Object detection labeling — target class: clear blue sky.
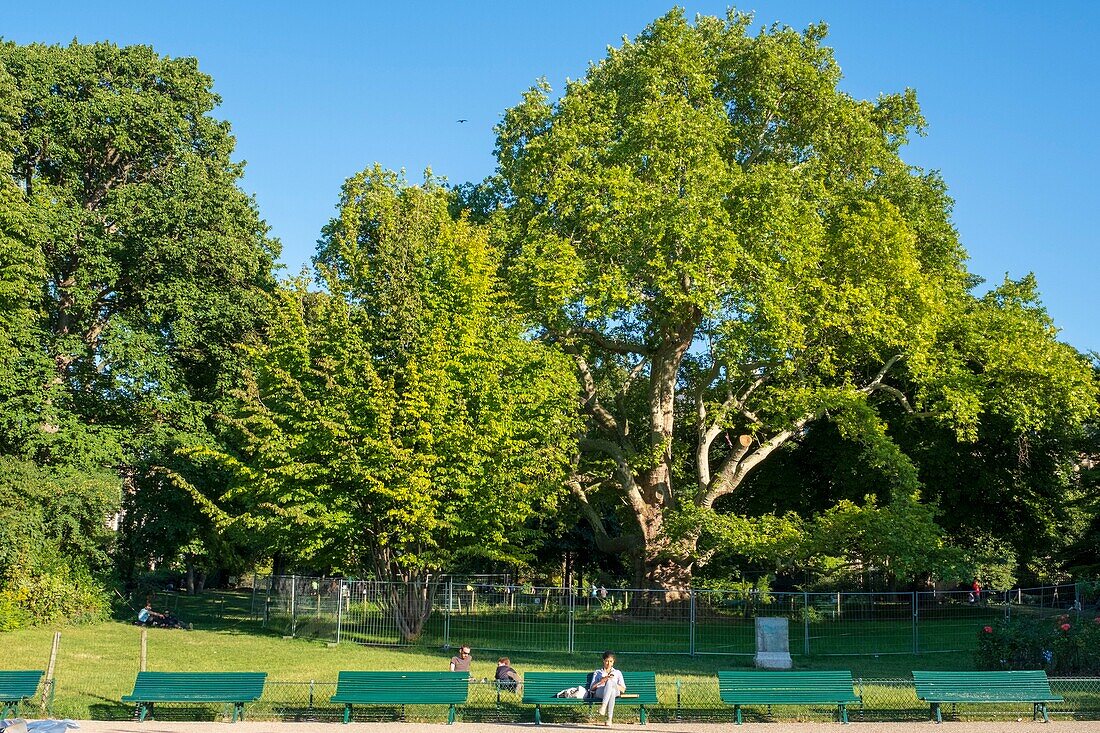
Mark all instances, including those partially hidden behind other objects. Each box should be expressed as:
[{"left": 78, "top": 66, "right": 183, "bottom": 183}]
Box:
[{"left": 4, "top": 2, "right": 1098, "bottom": 354}]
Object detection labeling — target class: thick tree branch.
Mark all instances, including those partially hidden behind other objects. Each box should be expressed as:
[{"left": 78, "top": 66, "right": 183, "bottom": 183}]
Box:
[
  {"left": 857, "top": 354, "right": 919, "bottom": 412},
  {"left": 564, "top": 348, "right": 621, "bottom": 435},
  {"left": 696, "top": 370, "right": 768, "bottom": 489},
  {"left": 559, "top": 325, "right": 650, "bottom": 356},
  {"left": 566, "top": 476, "right": 644, "bottom": 555},
  {"left": 579, "top": 437, "right": 649, "bottom": 518},
  {"left": 697, "top": 411, "right": 816, "bottom": 509},
  {"left": 863, "top": 383, "right": 917, "bottom": 413}
]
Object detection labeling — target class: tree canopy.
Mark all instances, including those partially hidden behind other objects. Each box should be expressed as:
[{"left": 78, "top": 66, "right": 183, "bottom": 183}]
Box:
[
  {"left": 0, "top": 39, "right": 278, "bottom": 615},
  {"left": 187, "top": 169, "right": 579, "bottom": 638},
  {"left": 493, "top": 9, "right": 1097, "bottom": 591}
]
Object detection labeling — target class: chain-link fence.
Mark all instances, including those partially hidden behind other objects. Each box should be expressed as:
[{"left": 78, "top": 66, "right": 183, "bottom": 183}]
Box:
[
  {"left": 250, "top": 577, "right": 1090, "bottom": 658},
  {"left": 34, "top": 677, "right": 1100, "bottom": 722}
]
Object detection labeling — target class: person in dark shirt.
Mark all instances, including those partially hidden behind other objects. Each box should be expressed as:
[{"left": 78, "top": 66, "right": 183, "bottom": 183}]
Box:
[
  {"left": 495, "top": 656, "right": 520, "bottom": 692},
  {"left": 450, "top": 645, "right": 472, "bottom": 673}
]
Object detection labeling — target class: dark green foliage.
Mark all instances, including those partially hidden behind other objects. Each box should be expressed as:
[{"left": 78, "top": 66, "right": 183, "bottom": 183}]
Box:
[
  {"left": 0, "top": 39, "right": 279, "bottom": 616},
  {"left": 0, "top": 457, "right": 117, "bottom": 628},
  {"left": 976, "top": 614, "right": 1100, "bottom": 674}
]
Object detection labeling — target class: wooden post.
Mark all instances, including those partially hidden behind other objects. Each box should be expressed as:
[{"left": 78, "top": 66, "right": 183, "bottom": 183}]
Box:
[
  {"left": 41, "top": 631, "right": 61, "bottom": 714},
  {"left": 140, "top": 628, "right": 148, "bottom": 671}
]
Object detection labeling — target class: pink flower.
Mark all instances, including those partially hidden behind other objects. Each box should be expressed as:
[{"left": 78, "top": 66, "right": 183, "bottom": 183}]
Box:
[
  {"left": 1060, "top": 623, "right": 1071, "bottom": 632},
  {"left": 1094, "top": 617, "right": 1100, "bottom": 624},
  {"left": 983, "top": 626, "right": 993, "bottom": 633}
]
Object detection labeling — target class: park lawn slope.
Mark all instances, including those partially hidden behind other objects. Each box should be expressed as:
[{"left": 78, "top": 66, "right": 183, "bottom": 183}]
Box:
[{"left": 4, "top": 619, "right": 973, "bottom": 720}]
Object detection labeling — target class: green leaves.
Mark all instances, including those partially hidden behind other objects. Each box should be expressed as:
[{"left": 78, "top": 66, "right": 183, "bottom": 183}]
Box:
[
  {"left": 205, "top": 170, "right": 579, "bottom": 584},
  {"left": 494, "top": 8, "right": 1098, "bottom": 587}
]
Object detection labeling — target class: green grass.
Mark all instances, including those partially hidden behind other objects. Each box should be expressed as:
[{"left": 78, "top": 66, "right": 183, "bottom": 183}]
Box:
[{"left": 5, "top": 590, "right": 1079, "bottom": 722}]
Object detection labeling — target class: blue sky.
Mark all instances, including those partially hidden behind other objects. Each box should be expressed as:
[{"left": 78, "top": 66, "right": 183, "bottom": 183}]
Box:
[{"left": 4, "top": 1, "right": 1098, "bottom": 354}]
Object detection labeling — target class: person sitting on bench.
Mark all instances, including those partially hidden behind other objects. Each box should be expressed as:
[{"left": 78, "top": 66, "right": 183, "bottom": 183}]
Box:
[
  {"left": 495, "top": 657, "right": 520, "bottom": 692},
  {"left": 589, "top": 650, "right": 626, "bottom": 725}
]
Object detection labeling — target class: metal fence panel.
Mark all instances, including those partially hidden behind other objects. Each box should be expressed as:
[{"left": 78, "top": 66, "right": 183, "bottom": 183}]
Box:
[
  {"left": 444, "top": 585, "right": 570, "bottom": 653},
  {"left": 251, "top": 575, "right": 1091, "bottom": 659},
  {"left": 572, "top": 587, "right": 691, "bottom": 655}
]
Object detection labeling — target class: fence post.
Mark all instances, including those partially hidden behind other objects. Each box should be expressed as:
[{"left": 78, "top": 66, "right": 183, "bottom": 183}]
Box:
[
  {"left": 689, "top": 589, "right": 696, "bottom": 656},
  {"left": 250, "top": 574, "right": 258, "bottom": 622},
  {"left": 336, "top": 579, "right": 344, "bottom": 645},
  {"left": 912, "top": 591, "right": 918, "bottom": 655},
  {"left": 568, "top": 587, "right": 575, "bottom": 654},
  {"left": 803, "top": 591, "right": 810, "bottom": 656},
  {"left": 290, "top": 575, "right": 297, "bottom": 638},
  {"left": 264, "top": 574, "right": 273, "bottom": 627},
  {"left": 444, "top": 578, "right": 452, "bottom": 648}
]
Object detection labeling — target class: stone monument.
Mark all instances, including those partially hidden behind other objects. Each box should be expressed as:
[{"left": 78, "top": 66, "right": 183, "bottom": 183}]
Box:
[{"left": 754, "top": 616, "right": 793, "bottom": 669}]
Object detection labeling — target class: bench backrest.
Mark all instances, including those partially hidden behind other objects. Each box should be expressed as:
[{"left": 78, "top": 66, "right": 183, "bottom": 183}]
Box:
[
  {"left": 126, "top": 672, "right": 267, "bottom": 702},
  {"left": 521, "top": 671, "right": 658, "bottom": 704},
  {"left": 330, "top": 671, "right": 470, "bottom": 705},
  {"left": 913, "top": 670, "right": 1057, "bottom": 703},
  {"left": 718, "top": 671, "right": 859, "bottom": 705},
  {"left": 0, "top": 671, "right": 44, "bottom": 699}
]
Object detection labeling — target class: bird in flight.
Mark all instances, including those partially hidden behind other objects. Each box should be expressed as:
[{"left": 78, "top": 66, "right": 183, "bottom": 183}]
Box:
[{"left": 457, "top": 119, "right": 468, "bottom": 123}]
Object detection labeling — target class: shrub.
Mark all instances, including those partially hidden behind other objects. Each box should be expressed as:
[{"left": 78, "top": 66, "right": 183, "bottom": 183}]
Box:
[{"left": 976, "top": 615, "right": 1100, "bottom": 674}]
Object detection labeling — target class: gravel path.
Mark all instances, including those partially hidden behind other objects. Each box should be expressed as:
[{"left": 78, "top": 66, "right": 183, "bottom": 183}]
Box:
[{"left": 63, "top": 722, "right": 1100, "bottom": 733}]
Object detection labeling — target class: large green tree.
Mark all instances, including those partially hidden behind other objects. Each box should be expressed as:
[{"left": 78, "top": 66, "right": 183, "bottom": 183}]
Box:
[
  {"left": 0, "top": 40, "right": 278, "bottom": 588},
  {"left": 190, "top": 168, "right": 578, "bottom": 638},
  {"left": 494, "top": 10, "right": 1097, "bottom": 593}
]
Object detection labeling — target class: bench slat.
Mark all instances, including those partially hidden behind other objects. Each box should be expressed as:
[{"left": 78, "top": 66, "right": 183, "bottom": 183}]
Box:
[
  {"left": 122, "top": 671, "right": 267, "bottom": 703},
  {"left": 913, "top": 670, "right": 1063, "bottom": 723},
  {"left": 913, "top": 670, "right": 1062, "bottom": 703},
  {"left": 521, "top": 671, "right": 658, "bottom": 705},
  {"left": 329, "top": 671, "right": 470, "bottom": 724},
  {"left": 0, "top": 670, "right": 45, "bottom": 699},
  {"left": 329, "top": 671, "right": 470, "bottom": 705},
  {"left": 1, "top": 671, "right": 45, "bottom": 718},
  {"left": 717, "top": 670, "right": 859, "bottom": 724}
]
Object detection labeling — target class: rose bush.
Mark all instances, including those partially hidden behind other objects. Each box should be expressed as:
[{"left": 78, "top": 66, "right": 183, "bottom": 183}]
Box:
[{"left": 976, "top": 615, "right": 1100, "bottom": 674}]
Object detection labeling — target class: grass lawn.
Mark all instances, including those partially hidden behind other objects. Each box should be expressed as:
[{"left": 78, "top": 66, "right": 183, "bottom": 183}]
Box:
[{"left": 3, "top": 590, "right": 987, "bottom": 721}]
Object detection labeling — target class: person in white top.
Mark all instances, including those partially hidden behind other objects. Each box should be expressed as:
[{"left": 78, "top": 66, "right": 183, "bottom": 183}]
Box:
[{"left": 589, "top": 650, "right": 626, "bottom": 725}]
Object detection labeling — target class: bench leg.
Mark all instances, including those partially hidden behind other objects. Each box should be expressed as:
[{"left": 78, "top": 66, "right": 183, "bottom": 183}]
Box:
[
  {"left": 640, "top": 704, "right": 647, "bottom": 725},
  {"left": 735, "top": 704, "right": 742, "bottom": 725},
  {"left": 931, "top": 703, "right": 941, "bottom": 724},
  {"left": 839, "top": 704, "right": 849, "bottom": 724},
  {"left": 1036, "top": 703, "right": 1049, "bottom": 723},
  {"left": 233, "top": 702, "right": 244, "bottom": 723},
  {"left": 343, "top": 703, "right": 352, "bottom": 724},
  {"left": 448, "top": 703, "right": 456, "bottom": 725},
  {"left": 535, "top": 703, "right": 542, "bottom": 725},
  {"left": 2, "top": 703, "right": 13, "bottom": 719}
]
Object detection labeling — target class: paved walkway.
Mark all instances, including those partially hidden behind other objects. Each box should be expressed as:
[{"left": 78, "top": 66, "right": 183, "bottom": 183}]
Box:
[{"left": 65, "top": 722, "right": 1100, "bottom": 733}]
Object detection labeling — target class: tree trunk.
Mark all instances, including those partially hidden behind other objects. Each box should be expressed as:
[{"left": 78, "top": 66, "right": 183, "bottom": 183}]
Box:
[
  {"left": 628, "top": 313, "right": 698, "bottom": 597},
  {"left": 388, "top": 573, "right": 439, "bottom": 642}
]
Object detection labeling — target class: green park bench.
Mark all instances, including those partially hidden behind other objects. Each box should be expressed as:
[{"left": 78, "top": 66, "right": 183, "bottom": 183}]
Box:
[
  {"left": 521, "top": 671, "right": 658, "bottom": 725},
  {"left": 0, "top": 670, "right": 44, "bottom": 719},
  {"left": 329, "top": 671, "right": 470, "bottom": 724},
  {"left": 718, "top": 670, "right": 861, "bottom": 724},
  {"left": 121, "top": 671, "right": 267, "bottom": 723},
  {"left": 913, "top": 670, "right": 1063, "bottom": 723}
]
